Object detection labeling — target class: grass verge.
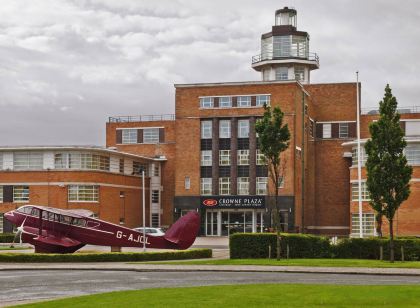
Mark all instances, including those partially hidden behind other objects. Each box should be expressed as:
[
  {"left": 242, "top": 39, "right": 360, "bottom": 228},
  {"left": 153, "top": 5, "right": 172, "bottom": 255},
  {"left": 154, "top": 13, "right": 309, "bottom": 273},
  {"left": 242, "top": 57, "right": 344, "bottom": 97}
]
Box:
[
  {"left": 0, "top": 246, "right": 31, "bottom": 251},
  {"left": 140, "top": 258, "right": 420, "bottom": 268},
  {"left": 17, "top": 284, "right": 420, "bottom": 308}
]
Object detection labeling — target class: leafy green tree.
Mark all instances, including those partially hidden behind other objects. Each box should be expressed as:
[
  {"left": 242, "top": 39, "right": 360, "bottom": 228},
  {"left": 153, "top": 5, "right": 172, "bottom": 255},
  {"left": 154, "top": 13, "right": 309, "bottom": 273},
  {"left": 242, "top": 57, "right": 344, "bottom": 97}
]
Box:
[
  {"left": 365, "top": 84, "right": 412, "bottom": 262},
  {"left": 255, "top": 105, "right": 290, "bottom": 260}
]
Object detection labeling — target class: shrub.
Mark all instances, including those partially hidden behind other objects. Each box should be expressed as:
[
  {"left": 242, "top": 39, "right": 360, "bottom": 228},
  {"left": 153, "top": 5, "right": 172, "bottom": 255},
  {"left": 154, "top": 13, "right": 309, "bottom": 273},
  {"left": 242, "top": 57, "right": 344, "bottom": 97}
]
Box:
[
  {"left": 0, "top": 249, "right": 212, "bottom": 263},
  {"left": 0, "top": 233, "right": 15, "bottom": 243},
  {"left": 230, "top": 233, "right": 330, "bottom": 259}
]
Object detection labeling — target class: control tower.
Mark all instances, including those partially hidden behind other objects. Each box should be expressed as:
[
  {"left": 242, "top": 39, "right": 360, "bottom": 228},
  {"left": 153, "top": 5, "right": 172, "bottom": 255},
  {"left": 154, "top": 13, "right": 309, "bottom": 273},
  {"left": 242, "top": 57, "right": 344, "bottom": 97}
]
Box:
[{"left": 251, "top": 7, "right": 319, "bottom": 84}]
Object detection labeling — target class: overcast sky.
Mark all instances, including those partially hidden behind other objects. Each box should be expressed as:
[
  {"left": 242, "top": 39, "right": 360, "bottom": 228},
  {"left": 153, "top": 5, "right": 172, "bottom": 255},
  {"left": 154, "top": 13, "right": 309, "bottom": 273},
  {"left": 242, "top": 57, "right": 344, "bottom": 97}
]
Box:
[{"left": 1, "top": 0, "right": 419, "bottom": 145}]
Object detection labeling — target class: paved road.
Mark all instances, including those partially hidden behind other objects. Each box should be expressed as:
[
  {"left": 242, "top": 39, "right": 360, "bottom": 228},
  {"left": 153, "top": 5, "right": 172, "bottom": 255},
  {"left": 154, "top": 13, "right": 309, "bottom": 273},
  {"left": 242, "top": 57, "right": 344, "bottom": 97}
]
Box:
[{"left": 1, "top": 270, "right": 420, "bottom": 306}]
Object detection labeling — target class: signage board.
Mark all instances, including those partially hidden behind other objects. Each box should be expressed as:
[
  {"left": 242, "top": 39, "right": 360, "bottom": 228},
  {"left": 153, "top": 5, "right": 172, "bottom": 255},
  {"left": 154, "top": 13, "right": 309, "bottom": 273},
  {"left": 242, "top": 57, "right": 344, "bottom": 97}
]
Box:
[{"left": 200, "top": 196, "right": 265, "bottom": 209}]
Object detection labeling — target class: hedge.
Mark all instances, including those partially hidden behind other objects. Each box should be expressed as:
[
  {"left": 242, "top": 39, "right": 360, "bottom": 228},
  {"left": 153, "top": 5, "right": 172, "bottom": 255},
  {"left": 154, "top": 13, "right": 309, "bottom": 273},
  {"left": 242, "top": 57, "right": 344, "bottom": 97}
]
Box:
[
  {"left": 0, "top": 233, "right": 15, "bottom": 243},
  {"left": 0, "top": 249, "right": 212, "bottom": 263},
  {"left": 230, "top": 233, "right": 330, "bottom": 259},
  {"left": 230, "top": 233, "right": 420, "bottom": 261}
]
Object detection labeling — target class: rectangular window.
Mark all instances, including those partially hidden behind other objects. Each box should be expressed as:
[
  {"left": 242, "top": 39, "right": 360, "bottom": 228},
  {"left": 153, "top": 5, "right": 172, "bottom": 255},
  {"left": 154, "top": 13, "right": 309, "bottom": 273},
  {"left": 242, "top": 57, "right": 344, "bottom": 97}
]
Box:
[
  {"left": 153, "top": 164, "right": 159, "bottom": 176},
  {"left": 219, "top": 150, "right": 231, "bottom": 166},
  {"left": 68, "top": 185, "right": 99, "bottom": 202},
  {"left": 133, "top": 161, "right": 148, "bottom": 176},
  {"left": 237, "top": 96, "right": 251, "bottom": 107},
  {"left": 13, "top": 152, "right": 43, "bottom": 170},
  {"left": 238, "top": 150, "right": 250, "bottom": 165},
  {"left": 339, "top": 123, "right": 349, "bottom": 138},
  {"left": 294, "top": 66, "right": 305, "bottom": 81},
  {"left": 405, "top": 145, "right": 420, "bottom": 165},
  {"left": 201, "top": 121, "right": 212, "bottom": 139},
  {"left": 201, "top": 150, "right": 212, "bottom": 166},
  {"left": 256, "top": 95, "right": 270, "bottom": 107},
  {"left": 275, "top": 67, "right": 288, "bottom": 80},
  {"left": 56, "top": 153, "right": 110, "bottom": 171},
  {"left": 151, "top": 190, "right": 159, "bottom": 203},
  {"left": 256, "top": 149, "right": 266, "bottom": 165},
  {"left": 219, "top": 177, "right": 231, "bottom": 195},
  {"left": 322, "top": 123, "right": 332, "bottom": 138},
  {"left": 143, "top": 128, "right": 159, "bottom": 143},
  {"left": 256, "top": 177, "right": 268, "bottom": 195},
  {"left": 200, "top": 97, "right": 213, "bottom": 108},
  {"left": 351, "top": 213, "right": 375, "bottom": 236},
  {"left": 238, "top": 120, "right": 250, "bottom": 138},
  {"left": 219, "top": 120, "right": 231, "bottom": 138},
  {"left": 262, "top": 69, "right": 270, "bottom": 81},
  {"left": 352, "top": 147, "right": 367, "bottom": 166},
  {"left": 0, "top": 186, "right": 3, "bottom": 203},
  {"left": 219, "top": 97, "right": 232, "bottom": 108},
  {"left": 351, "top": 182, "right": 370, "bottom": 201},
  {"left": 151, "top": 213, "right": 160, "bottom": 227},
  {"left": 405, "top": 121, "right": 420, "bottom": 136},
  {"left": 13, "top": 186, "right": 29, "bottom": 202},
  {"left": 119, "top": 159, "right": 124, "bottom": 173},
  {"left": 0, "top": 154, "right": 3, "bottom": 170},
  {"left": 237, "top": 177, "right": 249, "bottom": 195},
  {"left": 200, "top": 178, "right": 212, "bottom": 195},
  {"left": 184, "top": 177, "right": 191, "bottom": 190},
  {"left": 122, "top": 129, "right": 137, "bottom": 144}
]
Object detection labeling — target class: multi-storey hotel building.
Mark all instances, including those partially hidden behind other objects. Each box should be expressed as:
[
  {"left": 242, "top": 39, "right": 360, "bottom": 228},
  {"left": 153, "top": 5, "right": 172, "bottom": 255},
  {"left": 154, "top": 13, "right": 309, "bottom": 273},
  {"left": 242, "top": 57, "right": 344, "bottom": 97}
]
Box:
[{"left": 2, "top": 8, "right": 420, "bottom": 237}]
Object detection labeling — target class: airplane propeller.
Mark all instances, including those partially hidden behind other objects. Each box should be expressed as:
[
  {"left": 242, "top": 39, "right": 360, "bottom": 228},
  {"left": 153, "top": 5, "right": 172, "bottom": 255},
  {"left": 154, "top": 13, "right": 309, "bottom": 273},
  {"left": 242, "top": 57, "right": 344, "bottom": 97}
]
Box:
[{"left": 10, "top": 217, "right": 27, "bottom": 248}]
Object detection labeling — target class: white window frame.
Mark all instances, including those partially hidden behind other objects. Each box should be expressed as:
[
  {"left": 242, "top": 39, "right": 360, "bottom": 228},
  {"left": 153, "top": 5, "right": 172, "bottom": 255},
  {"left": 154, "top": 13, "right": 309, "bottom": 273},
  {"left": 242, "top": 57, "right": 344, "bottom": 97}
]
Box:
[
  {"left": 351, "top": 213, "right": 375, "bottom": 237},
  {"left": 0, "top": 154, "right": 3, "bottom": 170},
  {"left": 352, "top": 147, "right": 367, "bottom": 167},
  {"left": 256, "top": 149, "right": 266, "bottom": 165},
  {"left": 339, "top": 123, "right": 349, "bottom": 138},
  {"left": 151, "top": 213, "right": 160, "bottom": 227},
  {"left": 200, "top": 97, "right": 214, "bottom": 108},
  {"left": 405, "top": 144, "right": 420, "bottom": 165},
  {"left": 200, "top": 178, "right": 212, "bottom": 195},
  {"left": 201, "top": 150, "right": 212, "bottom": 166},
  {"left": 294, "top": 66, "right": 305, "bottom": 81},
  {"left": 237, "top": 177, "right": 249, "bottom": 195},
  {"left": 13, "top": 186, "right": 29, "bottom": 202},
  {"left": 219, "top": 97, "right": 232, "bottom": 108},
  {"left": 323, "top": 123, "right": 332, "bottom": 139},
  {"left": 68, "top": 185, "right": 99, "bottom": 202},
  {"left": 238, "top": 119, "right": 250, "bottom": 138},
  {"left": 219, "top": 177, "right": 231, "bottom": 195},
  {"left": 143, "top": 128, "right": 159, "bottom": 144},
  {"left": 13, "top": 152, "right": 43, "bottom": 170},
  {"left": 151, "top": 190, "right": 159, "bottom": 203},
  {"left": 256, "top": 177, "right": 268, "bottom": 195},
  {"left": 275, "top": 67, "right": 289, "bottom": 80},
  {"left": 256, "top": 95, "right": 270, "bottom": 107},
  {"left": 237, "top": 96, "right": 251, "bottom": 107},
  {"left": 0, "top": 186, "right": 3, "bottom": 203},
  {"left": 219, "top": 150, "right": 231, "bottom": 166},
  {"left": 122, "top": 129, "right": 137, "bottom": 144},
  {"left": 351, "top": 182, "right": 370, "bottom": 201},
  {"left": 201, "top": 121, "right": 212, "bottom": 139},
  {"left": 237, "top": 150, "right": 250, "bottom": 165},
  {"left": 219, "top": 120, "right": 231, "bottom": 138},
  {"left": 184, "top": 177, "right": 191, "bottom": 190}
]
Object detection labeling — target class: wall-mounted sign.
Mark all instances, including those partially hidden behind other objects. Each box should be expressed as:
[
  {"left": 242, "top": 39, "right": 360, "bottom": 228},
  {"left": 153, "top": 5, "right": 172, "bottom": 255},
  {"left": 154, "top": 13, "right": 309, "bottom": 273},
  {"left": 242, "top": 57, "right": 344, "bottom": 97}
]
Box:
[{"left": 200, "top": 196, "right": 265, "bottom": 209}]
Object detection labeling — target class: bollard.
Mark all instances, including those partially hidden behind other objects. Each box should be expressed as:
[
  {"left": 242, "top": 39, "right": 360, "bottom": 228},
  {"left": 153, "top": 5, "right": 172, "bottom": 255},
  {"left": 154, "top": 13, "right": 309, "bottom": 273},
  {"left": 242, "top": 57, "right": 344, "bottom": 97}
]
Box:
[
  {"left": 380, "top": 246, "right": 383, "bottom": 261},
  {"left": 268, "top": 245, "right": 271, "bottom": 259}
]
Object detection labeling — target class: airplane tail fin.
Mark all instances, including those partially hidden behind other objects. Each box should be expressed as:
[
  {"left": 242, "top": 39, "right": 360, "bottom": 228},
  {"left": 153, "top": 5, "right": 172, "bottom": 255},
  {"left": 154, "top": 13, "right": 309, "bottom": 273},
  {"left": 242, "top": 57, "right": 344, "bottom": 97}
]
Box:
[{"left": 163, "top": 211, "right": 200, "bottom": 250}]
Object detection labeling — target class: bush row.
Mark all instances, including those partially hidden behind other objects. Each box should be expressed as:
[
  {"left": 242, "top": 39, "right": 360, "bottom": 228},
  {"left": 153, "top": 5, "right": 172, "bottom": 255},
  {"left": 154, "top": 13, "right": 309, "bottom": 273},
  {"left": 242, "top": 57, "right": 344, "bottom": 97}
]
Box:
[
  {"left": 230, "top": 233, "right": 420, "bottom": 261},
  {"left": 0, "top": 233, "right": 15, "bottom": 243},
  {"left": 0, "top": 249, "right": 212, "bottom": 263}
]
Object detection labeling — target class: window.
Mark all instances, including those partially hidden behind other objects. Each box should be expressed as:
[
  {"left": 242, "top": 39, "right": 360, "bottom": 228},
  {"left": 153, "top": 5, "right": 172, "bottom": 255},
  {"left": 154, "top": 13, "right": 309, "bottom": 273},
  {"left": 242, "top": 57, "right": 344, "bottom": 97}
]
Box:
[
  {"left": 219, "top": 150, "right": 230, "bottom": 166},
  {"left": 238, "top": 150, "right": 250, "bottom": 165},
  {"left": 133, "top": 161, "right": 148, "bottom": 176},
  {"left": 309, "top": 119, "right": 314, "bottom": 137},
  {"left": 143, "top": 128, "right": 159, "bottom": 143},
  {"left": 153, "top": 164, "right": 159, "bottom": 176},
  {"left": 256, "top": 149, "right": 266, "bottom": 165},
  {"left": 237, "top": 177, "right": 249, "bottom": 195},
  {"left": 322, "top": 123, "right": 332, "bottom": 138},
  {"left": 339, "top": 123, "right": 349, "bottom": 138},
  {"left": 200, "top": 97, "right": 213, "bottom": 108},
  {"left": 0, "top": 186, "right": 3, "bottom": 203},
  {"left": 55, "top": 153, "right": 110, "bottom": 171},
  {"left": 219, "top": 97, "right": 232, "bottom": 108},
  {"left": 151, "top": 190, "right": 159, "bottom": 203},
  {"left": 275, "top": 67, "right": 288, "bottom": 80},
  {"left": 351, "top": 147, "right": 367, "bottom": 166},
  {"left": 200, "top": 178, "right": 212, "bottom": 195},
  {"left": 0, "top": 154, "right": 3, "bottom": 170},
  {"left": 0, "top": 214, "right": 3, "bottom": 233},
  {"left": 256, "top": 177, "right": 268, "bottom": 195},
  {"left": 13, "top": 186, "right": 29, "bottom": 202},
  {"left": 278, "top": 176, "right": 285, "bottom": 188},
  {"left": 68, "top": 185, "right": 99, "bottom": 202},
  {"left": 406, "top": 145, "right": 420, "bottom": 165},
  {"left": 201, "top": 121, "right": 212, "bottom": 139},
  {"left": 151, "top": 213, "right": 160, "bottom": 227},
  {"left": 219, "top": 120, "right": 231, "bottom": 138},
  {"left": 256, "top": 95, "right": 270, "bottom": 107},
  {"left": 351, "top": 182, "right": 370, "bottom": 201},
  {"left": 122, "top": 129, "right": 137, "bottom": 144},
  {"left": 351, "top": 213, "right": 375, "bottom": 236},
  {"left": 219, "top": 177, "right": 230, "bottom": 195},
  {"left": 237, "top": 96, "right": 251, "bottom": 107},
  {"left": 184, "top": 177, "right": 191, "bottom": 190},
  {"left": 238, "top": 120, "right": 250, "bottom": 138},
  {"left": 201, "top": 150, "right": 212, "bottom": 166},
  {"left": 13, "top": 152, "right": 43, "bottom": 170},
  {"left": 294, "top": 66, "right": 305, "bottom": 81},
  {"left": 405, "top": 121, "right": 420, "bottom": 136},
  {"left": 119, "top": 159, "right": 124, "bottom": 173},
  {"left": 262, "top": 69, "right": 270, "bottom": 81}
]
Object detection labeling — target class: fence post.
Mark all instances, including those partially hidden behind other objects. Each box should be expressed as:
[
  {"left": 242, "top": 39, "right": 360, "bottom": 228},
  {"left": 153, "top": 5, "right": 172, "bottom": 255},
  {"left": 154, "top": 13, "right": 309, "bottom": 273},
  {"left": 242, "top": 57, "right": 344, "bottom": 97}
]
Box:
[
  {"left": 401, "top": 246, "right": 405, "bottom": 262},
  {"left": 380, "top": 246, "right": 383, "bottom": 261},
  {"left": 268, "top": 245, "right": 271, "bottom": 259},
  {"left": 286, "top": 244, "right": 290, "bottom": 259}
]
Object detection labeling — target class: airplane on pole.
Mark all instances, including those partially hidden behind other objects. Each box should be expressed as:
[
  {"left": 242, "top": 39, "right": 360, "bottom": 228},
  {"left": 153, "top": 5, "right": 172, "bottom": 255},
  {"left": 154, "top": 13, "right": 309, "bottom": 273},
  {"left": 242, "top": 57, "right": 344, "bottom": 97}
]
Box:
[{"left": 4, "top": 205, "right": 200, "bottom": 253}]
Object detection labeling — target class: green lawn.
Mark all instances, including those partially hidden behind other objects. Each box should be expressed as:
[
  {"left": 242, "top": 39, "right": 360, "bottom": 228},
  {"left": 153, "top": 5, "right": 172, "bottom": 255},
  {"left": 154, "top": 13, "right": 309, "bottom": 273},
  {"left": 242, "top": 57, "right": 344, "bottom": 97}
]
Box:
[
  {"left": 0, "top": 246, "right": 31, "bottom": 251},
  {"left": 141, "top": 258, "right": 420, "bottom": 268},
  {"left": 18, "top": 284, "right": 420, "bottom": 307}
]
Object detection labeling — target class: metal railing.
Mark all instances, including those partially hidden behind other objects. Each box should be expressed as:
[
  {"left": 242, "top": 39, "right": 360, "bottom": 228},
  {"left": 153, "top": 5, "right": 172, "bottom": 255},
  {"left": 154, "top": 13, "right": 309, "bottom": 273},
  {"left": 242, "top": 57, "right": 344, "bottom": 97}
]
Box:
[
  {"left": 361, "top": 106, "right": 420, "bottom": 115},
  {"left": 252, "top": 52, "right": 319, "bottom": 65},
  {"left": 108, "top": 114, "right": 175, "bottom": 123}
]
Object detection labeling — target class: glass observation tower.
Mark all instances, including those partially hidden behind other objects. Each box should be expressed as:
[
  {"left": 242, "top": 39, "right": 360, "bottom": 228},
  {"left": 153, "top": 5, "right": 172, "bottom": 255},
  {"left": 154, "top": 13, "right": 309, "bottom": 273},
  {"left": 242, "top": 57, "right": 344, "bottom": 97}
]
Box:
[{"left": 251, "top": 7, "right": 319, "bottom": 84}]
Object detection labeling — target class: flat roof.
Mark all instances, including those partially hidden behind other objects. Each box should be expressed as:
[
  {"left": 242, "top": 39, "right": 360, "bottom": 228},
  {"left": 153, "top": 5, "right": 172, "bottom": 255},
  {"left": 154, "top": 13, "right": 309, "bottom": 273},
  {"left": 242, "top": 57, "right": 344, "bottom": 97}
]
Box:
[{"left": 174, "top": 80, "right": 299, "bottom": 88}]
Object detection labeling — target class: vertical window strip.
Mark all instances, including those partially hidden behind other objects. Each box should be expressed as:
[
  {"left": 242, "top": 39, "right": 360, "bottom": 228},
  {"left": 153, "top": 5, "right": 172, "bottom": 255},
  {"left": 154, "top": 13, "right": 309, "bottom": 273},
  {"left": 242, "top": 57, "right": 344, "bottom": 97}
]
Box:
[
  {"left": 351, "top": 213, "right": 375, "bottom": 236},
  {"left": 151, "top": 190, "right": 159, "bottom": 203},
  {"left": 351, "top": 182, "right": 370, "bottom": 201},
  {"left": 151, "top": 213, "right": 160, "bottom": 227}
]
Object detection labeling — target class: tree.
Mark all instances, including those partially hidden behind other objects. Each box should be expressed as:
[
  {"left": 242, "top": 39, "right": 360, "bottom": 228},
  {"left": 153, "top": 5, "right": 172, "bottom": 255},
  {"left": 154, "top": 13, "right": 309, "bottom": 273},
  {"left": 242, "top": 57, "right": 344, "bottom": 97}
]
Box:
[
  {"left": 365, "top": 84, "right": 412, "bottom": 262},
  {"left": 255, "top": 105, "right": 290, "bottom": 260}
]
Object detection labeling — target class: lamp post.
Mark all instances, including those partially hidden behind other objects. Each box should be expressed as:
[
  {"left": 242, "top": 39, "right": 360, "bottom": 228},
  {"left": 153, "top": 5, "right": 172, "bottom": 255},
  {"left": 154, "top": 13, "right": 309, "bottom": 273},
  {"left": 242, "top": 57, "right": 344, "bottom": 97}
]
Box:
[
  {"left": 356, "top": 71, "right": 363, "bottom": 238},
  {"left": 142, "top": 169, "right": 146, "bottom": 252}
]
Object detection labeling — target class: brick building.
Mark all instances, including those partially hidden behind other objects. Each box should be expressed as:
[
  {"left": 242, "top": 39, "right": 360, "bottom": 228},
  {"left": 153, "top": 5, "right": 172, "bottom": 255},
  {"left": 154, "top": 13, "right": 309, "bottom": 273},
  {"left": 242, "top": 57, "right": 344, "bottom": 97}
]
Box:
[{"left": 2, "top": 8, "right": 420, "bottom": 237}]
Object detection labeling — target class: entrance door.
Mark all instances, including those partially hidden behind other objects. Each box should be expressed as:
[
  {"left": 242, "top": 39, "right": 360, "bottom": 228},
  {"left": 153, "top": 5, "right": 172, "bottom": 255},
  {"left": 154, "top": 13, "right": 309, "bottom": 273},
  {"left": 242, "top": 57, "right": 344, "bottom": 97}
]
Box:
[{"left": 206, "top": 211, "right": 219, "bottom": 236}]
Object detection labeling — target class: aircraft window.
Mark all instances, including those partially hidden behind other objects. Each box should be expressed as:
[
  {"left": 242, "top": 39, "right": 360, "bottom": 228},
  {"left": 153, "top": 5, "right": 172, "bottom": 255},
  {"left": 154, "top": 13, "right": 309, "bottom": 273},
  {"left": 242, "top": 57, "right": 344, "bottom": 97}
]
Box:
[
  {"left": 31, "top": 208, "right": 40, "bottom": 217},
  {"left": 18, "top": 207, "right": 33, "bottom": 214},
  {"left": 42, "top": 211, "right": 49, "bottom": 220},
  {"left": 60, "top": 215, "right": 72, "bottom": 224},
  {"left": 54, "top": 214, "right": 60, "bottom": 222},
  {"left": 48, "top": 212, "right": 55, "bottom": 221},
  {"left": 16, "top": 207, "right": 26, "bottom": 213},
  {"left": 72, "top": 218, "right": 86, "bottom": 227}
]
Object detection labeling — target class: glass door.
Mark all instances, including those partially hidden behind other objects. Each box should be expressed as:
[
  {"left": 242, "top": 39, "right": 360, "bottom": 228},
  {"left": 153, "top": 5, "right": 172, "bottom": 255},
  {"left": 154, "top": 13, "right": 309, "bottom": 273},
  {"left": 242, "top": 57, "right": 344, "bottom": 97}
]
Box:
[{"left": 206, "top": 211, "right": 219, "bottom": 236}]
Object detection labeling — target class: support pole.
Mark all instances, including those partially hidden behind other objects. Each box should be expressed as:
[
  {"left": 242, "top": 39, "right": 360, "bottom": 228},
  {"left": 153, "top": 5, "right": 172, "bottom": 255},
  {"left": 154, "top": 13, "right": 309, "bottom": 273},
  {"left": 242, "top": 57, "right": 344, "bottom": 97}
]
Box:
[
  {"left": 142, "top": 169, "right": 146, "bottom": 252},
  {"left": 356, "top": 71, "right": 363, "bottom": 238}
]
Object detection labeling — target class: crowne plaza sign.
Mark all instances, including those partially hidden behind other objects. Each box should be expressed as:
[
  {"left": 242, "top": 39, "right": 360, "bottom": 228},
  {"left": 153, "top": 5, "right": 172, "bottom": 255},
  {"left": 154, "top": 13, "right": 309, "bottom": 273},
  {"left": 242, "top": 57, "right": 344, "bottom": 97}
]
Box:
[{"left": 200, "top": 196, "right": 265, "bottom": 209}]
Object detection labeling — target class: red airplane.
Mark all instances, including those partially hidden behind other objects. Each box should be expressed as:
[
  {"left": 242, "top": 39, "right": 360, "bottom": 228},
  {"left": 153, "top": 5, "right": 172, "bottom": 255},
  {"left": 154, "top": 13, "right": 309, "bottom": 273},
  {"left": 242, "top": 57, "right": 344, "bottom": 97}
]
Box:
[{"left": 4, "top": 205, "right": 200, "bottom": 253}]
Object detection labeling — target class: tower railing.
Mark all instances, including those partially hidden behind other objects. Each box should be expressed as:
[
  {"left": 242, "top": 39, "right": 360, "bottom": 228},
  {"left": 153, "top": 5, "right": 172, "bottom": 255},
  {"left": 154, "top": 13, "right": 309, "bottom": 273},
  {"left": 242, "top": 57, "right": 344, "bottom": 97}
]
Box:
[
  {"left": 252, "top": 52, "right": 319, "bottom": 65},
  {"left": 361, "top": 106, "right": 420, "bottom": 115},
  {"left": 108, "top": 114, "right": 175, "bottom": 123}
]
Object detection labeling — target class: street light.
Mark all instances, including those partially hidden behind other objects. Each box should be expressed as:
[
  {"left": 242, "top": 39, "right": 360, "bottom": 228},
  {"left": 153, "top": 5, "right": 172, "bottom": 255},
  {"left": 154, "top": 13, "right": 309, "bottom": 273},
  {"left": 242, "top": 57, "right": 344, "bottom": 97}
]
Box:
[{"left": 142, "top": 169, "right": 146, "bottom": 252}]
